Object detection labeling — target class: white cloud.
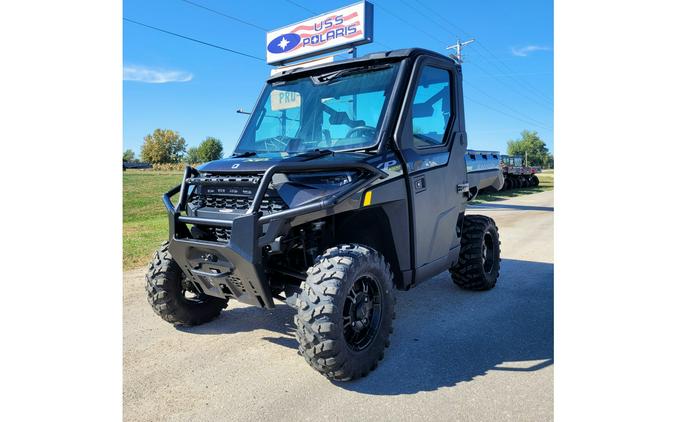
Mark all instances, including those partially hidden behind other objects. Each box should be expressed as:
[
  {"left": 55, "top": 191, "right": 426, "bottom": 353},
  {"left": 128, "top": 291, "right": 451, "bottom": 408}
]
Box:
[
  {"left": 511, "top": 45, "right": 551, "bottom": 57},
  {"left": 123, "top": 65, "right": 193, "bottom": 83}
]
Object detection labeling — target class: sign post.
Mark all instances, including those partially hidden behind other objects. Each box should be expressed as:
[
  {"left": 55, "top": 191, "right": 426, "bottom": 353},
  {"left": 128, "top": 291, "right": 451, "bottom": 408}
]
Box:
[{"left": 265, "top": 1, "right": 373, "bottom": 66}]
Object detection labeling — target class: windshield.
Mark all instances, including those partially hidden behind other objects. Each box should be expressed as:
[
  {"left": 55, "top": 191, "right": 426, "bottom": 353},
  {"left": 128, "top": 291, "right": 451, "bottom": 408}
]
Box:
[{"left": 235, "top": 63, "right": 401, "bottom": 154}]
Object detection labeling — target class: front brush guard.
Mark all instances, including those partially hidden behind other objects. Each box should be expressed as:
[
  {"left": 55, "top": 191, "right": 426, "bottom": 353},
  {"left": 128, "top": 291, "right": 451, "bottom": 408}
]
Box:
[{"left": 163, "top": 162, "right": 386, "bottom": 309}]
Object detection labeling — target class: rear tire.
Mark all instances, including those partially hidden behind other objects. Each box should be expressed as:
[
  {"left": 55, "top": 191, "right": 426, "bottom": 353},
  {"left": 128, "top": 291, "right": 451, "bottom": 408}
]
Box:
[
  {"left": 451, "top": 215, "right": 501, "bottom": 291},
  {"left": 504, "top": 178, "right": 512, "bottom": 190},
  {"left": 532, "top": 175, "right": 540, "bottom": 186},
  {"left": 295, "top": 244, "right": 395, "bottom": 381},
  {"left": 146, "top": 242, "right": 228, "bottom": 325},
  {"left": 499, "top": 177, "right": 509, "bottom": 191}
]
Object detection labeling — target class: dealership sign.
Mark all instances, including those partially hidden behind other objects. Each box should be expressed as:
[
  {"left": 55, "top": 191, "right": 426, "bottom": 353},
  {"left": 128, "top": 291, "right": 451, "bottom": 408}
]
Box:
[{"left": 266, "top": 1, "right": 373, "bottom": 65}]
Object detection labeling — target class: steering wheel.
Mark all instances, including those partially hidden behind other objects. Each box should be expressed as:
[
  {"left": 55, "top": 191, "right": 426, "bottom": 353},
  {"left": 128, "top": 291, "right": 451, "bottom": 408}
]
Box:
[{"left": 345, "top": 126, "right": 376, "bottom": 139}]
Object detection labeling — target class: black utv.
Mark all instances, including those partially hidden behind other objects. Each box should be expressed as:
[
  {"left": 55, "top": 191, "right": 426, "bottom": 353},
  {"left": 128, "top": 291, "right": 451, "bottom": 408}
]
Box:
[{"left": 146, "top": 48, "right": 501, "bottom": 381}]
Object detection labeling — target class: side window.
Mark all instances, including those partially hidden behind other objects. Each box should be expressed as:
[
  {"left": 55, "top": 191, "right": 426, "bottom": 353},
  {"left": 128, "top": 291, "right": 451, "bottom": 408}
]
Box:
[{"left": 411, "top": 66, "right": 453, "bottom": 148}]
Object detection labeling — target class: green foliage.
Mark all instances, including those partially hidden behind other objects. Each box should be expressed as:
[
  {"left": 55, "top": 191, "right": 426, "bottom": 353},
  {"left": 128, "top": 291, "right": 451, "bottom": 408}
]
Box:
[
  {"left": 140, "top": 129, "right": 186, "bottom": 164},
  {"left": 183, "top": 137, "right": 224, "bottom": 164},
  {"left": 196, "top": 137, "right": 223, "bottom": 163},
  {"left": 185, "top": 147, "right": 201, "bottom": 164},
  {"left": 506, "top": 130, "right": 553, "bottom": 167},
  {"left": 123, "top": 170, "right": 183, "bottom": 269},
  {"left": 123, "top": 149, "right": 136, "bottom": 162}
]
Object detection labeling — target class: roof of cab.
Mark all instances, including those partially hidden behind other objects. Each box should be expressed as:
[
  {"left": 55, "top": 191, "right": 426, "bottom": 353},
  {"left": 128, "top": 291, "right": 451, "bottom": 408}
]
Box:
[{"left": 268, "top": 47, "right": 456, "bottom": 82}]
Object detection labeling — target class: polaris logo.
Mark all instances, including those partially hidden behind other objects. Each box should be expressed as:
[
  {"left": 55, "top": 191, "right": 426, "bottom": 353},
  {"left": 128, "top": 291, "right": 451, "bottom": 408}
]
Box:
[{"left": 267, "top": 33, "right": 301, "bottom": 54}]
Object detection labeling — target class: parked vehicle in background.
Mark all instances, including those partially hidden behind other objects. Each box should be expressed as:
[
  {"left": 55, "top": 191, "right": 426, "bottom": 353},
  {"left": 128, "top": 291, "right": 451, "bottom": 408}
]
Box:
[
  {"left": 123, "top": 161, "right": 152, "bottom": 171},
  {"left": 499, "top": 154, "right": 540, "bottom": 190}
]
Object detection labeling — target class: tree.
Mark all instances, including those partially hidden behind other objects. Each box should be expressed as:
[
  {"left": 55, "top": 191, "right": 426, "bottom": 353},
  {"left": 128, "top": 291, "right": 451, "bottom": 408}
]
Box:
[
  {"left": 506, "top": 130, "right": 552, "bottom": 167},
  {"left": 185, "top": 147, "right": 201, "bottom": 164},
  {"left": 123, "top": 149, "right": 136, "bottom": 162},
  {"left": 140, "top": 129, "right": 186, "bottom": 164},
  {"left": 197, "top": 137, "right": 223, "bottom": 162}
]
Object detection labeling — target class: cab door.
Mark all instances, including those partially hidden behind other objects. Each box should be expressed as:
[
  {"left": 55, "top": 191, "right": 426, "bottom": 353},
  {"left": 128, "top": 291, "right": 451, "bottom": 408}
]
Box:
[{"left": 396, "top": 57, "right": 468, "bottom": 282}]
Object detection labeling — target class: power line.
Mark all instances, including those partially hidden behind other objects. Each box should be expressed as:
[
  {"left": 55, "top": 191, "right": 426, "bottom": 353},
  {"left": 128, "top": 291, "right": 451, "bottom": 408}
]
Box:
[
  {"left": 465, "top": 95, "right": 552, "bottom": 131},
  {"left": 390, "top": 0, "right": 552, "bottom": 109},
  {"left": 283, "top": 0, "right": 315, "bottom": 14},
  {"left": 384, "top": 0, "right": 553, "bottom": 116},
  {"left": 406, "top": 0, "right": 553, "bottom": 105},
  {"left": 178, "top": 0, "right": 268, "bottom": 31},
  {"left": 464, "top": 80, "right": 550, "bottom": 128},
  {"left": 466, "top": 60, "right": 554, "bottom": 111},
  {"left": 370, "top": 0, "right": 448, "bottom": 45},
  {"left": 123, "top": 18, "right": 264, "bottom": 61}
]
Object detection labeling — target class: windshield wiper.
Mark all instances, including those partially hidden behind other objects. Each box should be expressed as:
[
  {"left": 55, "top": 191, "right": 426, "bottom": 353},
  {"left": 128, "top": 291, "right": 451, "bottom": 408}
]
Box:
[
  {"left": 294, "top": 149, "right": 333, "bottom": 161},
  {"left": 313, "top": 64, "right": 392, "bottom": 84},
  {"left": 232, "top": 151, "right": 257, "bottom": 158}
]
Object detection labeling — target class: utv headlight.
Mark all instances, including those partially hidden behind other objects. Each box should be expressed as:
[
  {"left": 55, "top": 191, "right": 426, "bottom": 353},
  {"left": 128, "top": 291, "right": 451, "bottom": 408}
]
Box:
[{"left": 286, "top": 171, "right": 358, "bottom": 187}]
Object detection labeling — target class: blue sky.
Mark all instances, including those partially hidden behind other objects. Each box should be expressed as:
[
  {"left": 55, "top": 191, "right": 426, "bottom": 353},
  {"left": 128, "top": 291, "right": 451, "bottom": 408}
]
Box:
[{"left": 123, "top": 0, "right": 553, "bottom": 157}]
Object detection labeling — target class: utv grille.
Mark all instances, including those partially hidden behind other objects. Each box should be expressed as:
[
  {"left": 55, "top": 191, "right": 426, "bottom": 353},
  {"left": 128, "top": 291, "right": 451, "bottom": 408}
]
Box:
[
  {"left": 209, "top": 226, "right": 233, "bottom": 243},
  {"left": 192, "top": 194, "right": 287, "bottom": 213},
  {"left": 190, "top": 194, "right": 287, "bottom": 213},
  {"left": 187, "top": 173, "right": 288, "bottom": 243}
]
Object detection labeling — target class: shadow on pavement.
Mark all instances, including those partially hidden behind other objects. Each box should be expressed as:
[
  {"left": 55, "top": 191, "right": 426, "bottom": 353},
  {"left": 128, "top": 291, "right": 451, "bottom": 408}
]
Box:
[
  {"left": 339, "top": 258, "right": 553, "bottom": 395},
  {"left": 468, "top": 203, "right": 554, "bottom": 212},
  {"left": 176, "top": 302, "right": 297, "bottom": 338},
  {"left": 177, "top": 258, "right": 553, "bottom": 395}
]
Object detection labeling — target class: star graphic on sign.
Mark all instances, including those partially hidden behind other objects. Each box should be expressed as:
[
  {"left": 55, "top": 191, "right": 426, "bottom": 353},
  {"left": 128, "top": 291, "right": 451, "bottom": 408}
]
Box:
[{"left": 278, "top": 37, "right": 290, "bottom": 50}]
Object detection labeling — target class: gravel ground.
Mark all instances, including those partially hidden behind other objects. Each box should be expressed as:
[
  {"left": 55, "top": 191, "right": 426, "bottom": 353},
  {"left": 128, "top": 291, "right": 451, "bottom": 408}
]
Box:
[{"left": 124, "top": 189, "right": 553, "bottom": 422}]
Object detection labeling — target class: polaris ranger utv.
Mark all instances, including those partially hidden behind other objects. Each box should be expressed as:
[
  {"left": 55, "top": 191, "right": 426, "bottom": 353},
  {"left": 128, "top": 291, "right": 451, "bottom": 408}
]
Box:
[{"left": 146, "top": 48, "right": 501, "bottom": 381}]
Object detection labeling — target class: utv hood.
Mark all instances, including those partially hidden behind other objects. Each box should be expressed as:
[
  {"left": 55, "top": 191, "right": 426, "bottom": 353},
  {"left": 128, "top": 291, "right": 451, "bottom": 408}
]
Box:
[{"left": 196, "top": 151, "right": 375, "bottom": 173}]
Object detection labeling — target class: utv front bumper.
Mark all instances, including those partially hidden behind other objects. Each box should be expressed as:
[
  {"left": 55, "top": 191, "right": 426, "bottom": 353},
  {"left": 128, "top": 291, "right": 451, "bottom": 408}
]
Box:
[{"left": 163, "top": 163, "right": 385, "bottom": 309}]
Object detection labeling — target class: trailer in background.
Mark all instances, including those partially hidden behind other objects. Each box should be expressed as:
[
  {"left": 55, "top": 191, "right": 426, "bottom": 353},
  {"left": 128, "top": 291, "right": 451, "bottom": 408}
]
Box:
[{"left": 465, "top": 150, "right": 504, "bottom": 199}]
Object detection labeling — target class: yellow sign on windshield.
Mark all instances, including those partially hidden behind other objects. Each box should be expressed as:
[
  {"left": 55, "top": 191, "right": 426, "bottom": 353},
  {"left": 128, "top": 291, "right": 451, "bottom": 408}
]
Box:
[{"left": 271, "top": 90, "right": 301, "bottom": 111}]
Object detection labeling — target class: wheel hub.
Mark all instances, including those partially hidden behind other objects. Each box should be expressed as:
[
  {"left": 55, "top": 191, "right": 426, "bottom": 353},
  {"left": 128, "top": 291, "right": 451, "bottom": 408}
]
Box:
[{"left": 342, "top": 276, "right": 383, "bottom": 351}]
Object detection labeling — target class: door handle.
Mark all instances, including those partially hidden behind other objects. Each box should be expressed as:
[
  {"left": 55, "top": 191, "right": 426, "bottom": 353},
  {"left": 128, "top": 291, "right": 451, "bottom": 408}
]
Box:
[{"left": 413, "top": 175, "right": 426, "bottom": 193}]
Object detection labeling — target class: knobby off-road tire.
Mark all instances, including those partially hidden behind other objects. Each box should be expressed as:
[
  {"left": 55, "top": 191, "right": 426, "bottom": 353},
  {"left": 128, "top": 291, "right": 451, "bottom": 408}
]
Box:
[
  {"left": 504, "top": 178, "right": 512, "bottom": 190},
  {"left": 532, "top": 175, "right": 540, "bottom": 186},
  {"left": 451, "top": 215, "right": 501, "bottom": 291},
  {"left": 146, "top": 242, "right": 228, "bottom": 325},
  {"left": 295, "top": 244, "right": 395, "bottom": 381}
]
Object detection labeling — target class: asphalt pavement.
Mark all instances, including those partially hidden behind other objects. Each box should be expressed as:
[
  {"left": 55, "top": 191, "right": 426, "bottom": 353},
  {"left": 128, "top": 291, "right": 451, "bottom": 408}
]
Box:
[{"left": 124, "top": 189, "right": 553, "bottom": 422}]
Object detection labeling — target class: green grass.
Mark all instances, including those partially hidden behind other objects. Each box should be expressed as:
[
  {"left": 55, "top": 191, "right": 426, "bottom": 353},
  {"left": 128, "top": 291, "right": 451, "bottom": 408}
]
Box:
[
  {"left": 472, "top": 169, "right": 554, "bottom": 203},
  {"left": 123, "top": 170, "right": 183, "bottom": 270},
  {"left": 122, "top": 168, "right": 554, "bottom": 269}
]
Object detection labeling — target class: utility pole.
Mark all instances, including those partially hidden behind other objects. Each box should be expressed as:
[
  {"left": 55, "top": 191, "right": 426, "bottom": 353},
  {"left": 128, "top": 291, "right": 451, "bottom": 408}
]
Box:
[{"left": 446, "top": 38, "right": 475, "bottom": 63}]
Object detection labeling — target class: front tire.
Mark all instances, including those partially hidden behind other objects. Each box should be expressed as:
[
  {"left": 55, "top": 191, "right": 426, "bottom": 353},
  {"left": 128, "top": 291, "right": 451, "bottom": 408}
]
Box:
[
  {"left": 532, "top": 175, "right": 540, "bottom": 186},
  {"left": 146, "top": 242, "right": 228, "bottom": 325},
  {"left": 295, "top": 244, "right": 395, "bottom": 381},
  {"left": 451, "top": 215, "right": 501, "bottom": 290}
]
